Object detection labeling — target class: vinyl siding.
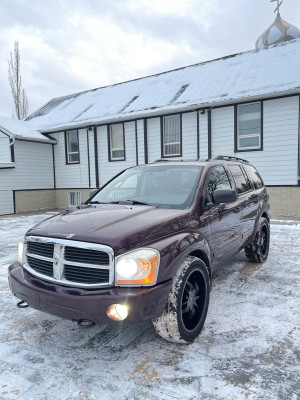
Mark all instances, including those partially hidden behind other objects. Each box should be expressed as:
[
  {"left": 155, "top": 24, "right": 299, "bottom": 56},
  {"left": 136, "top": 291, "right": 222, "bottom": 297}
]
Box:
[
  {"left": 0, "top": 141, "right": 53, "bottom": 191},
  {"left": 236, "top": 96, "right": 299, "bottom": 186},
  {"left": 97, "top": 121, "right": 136, "bottom": 186},
  {"left": 0, "top": 190, "right": 14, "bottom": 215},
  {"left": 147, "top": 117, "right": 161, "bottom": 163},
  {"left": 182, "top": 112, "right": 198, "bottom": 160},
  {"left": 137, "top": 119, "right": 145, "bottom": 165},
  {"left": 52, "top": 129, "right": 89, "bottom": 188},
  {"left": 211, "top": 106, "right": 234, "bottom": 157},
  {"left": 0, "top": 132, "right": 11, "bottom": 163},
  {"left": 208, "top": 97, "right": 299, "bottom": 185},
  {"left": 199, "top": 112, "right": 208, "bottom": 160}
]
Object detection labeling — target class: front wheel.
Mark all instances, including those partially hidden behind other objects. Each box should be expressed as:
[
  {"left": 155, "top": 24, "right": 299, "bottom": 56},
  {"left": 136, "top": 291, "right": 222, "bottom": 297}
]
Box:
[
  {"left": 245, "top": 217, "right": 270, "bottom": 263},
  {"left": 152, "top": 256, "right": 210, "bottom": 344}
]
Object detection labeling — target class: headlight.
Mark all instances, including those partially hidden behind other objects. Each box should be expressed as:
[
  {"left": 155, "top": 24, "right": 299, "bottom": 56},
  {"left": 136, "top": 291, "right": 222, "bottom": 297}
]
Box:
[
  {"left": 18, "top": 239, "right": 24, "bottom": 265},
  {"left": 115, "top": 248, "right": 160, "bottom": 286}
]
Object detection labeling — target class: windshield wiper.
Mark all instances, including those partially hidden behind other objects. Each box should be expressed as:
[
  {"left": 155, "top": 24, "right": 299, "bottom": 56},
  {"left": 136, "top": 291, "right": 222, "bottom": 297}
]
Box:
[{"left": 120, "top": 200, "right": 153, "bottom": 206}]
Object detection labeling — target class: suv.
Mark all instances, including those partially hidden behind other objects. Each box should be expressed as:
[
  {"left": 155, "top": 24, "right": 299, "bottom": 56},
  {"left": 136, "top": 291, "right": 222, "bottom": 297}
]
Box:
[{"left": 8, "top": 156, "right": 270, "bottom": 343}]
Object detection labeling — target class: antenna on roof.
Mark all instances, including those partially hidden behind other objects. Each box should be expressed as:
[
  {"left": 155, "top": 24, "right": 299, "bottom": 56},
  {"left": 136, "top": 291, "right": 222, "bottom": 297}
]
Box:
[{"left": 271, "top": 0, "right": 283, "bottom": 14}]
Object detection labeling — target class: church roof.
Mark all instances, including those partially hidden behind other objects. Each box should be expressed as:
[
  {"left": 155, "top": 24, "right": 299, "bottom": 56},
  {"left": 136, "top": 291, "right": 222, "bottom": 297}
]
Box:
[
  {"left": 26, "top": 38, "right": 300, "bottom": 133},
  {"left": 256, "top": 12, "right": 300, "bottom": 49}
]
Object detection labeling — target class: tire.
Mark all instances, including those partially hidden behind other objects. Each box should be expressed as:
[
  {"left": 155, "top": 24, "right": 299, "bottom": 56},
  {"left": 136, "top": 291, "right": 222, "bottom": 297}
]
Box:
[
  {"left": 152, "top": 256, "right": 210, "bottom": 344},
  {"left": 245, "top": 217, "right": 270, "bottom": 263}
]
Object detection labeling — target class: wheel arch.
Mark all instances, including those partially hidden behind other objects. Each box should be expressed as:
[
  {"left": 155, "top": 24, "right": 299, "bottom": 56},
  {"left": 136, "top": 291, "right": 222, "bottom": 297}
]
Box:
[{"left": 188, "top": 249, "right": 211, "bottom": 284}]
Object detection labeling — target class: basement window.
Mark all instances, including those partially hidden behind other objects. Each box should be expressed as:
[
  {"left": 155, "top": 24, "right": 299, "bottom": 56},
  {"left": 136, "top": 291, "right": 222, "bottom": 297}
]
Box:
[
  {"left": 162, "top": 114, "right": 181, "bottom": 157},
  {"left": 66, "top": 130, "right": 80, "bottom": 163},
  {"left": 237, "top": 102, "right": 262, "bottom": 151},
  {"left": 68, "top": 191, "right": 82, "bottom": 207}
]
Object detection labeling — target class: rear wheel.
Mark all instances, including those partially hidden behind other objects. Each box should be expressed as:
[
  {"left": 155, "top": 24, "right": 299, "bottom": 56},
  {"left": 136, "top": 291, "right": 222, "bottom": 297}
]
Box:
[
  {"left": 245, "top": 217, "right": 270, "bottom": 263},
  {"left": 152, "top": 256, "right": 210, "bottom": 343}
]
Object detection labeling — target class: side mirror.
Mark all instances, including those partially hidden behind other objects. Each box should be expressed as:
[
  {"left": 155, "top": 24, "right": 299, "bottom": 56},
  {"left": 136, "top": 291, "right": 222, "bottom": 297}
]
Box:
[{"left": 213, "top": 189, "right": 238, "bottom": 204}]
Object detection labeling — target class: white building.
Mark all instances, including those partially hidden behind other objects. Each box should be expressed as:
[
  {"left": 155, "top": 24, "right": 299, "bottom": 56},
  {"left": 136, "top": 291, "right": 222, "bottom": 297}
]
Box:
[{"left": 1, "top": 13, "right": 300, "bottom": 217}]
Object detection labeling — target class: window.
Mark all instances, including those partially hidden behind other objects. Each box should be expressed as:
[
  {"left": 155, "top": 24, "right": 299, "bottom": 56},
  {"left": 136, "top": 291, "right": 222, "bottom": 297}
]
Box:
[
  {"left": 237, "top": 102, "right": 262, "bottom": 151},
  {"left": 68, "top": 191, "right": 82, "bottom": 207},
  {"left": 243, "top": 165, "right": 264, "bottom": 189},
  {"left": 66, "top": 130, "right": 80, "bottom": 163},
  {"left": 229, "top": 165, "right": 252, "bottom": 194},
  {"left": 109, "top": 124, "right": 125, "bottom": 161},
  {"left": 162, "top": 114, "right": 181, "bottom": 157},
  {"left": 206, "top": 166, "right": 232, "bottom": 204}
]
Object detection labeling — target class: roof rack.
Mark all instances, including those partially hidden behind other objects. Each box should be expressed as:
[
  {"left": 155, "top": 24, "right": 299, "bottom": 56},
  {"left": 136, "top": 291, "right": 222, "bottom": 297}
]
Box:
[{"left": 213, "top": 155, "right": 249, "bottom": 164}]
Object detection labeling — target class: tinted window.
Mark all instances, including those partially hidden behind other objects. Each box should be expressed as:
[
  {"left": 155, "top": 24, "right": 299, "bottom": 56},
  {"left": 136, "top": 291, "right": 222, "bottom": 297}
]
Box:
[
  {"left": 243, "top": 165, "right": 264, "bottom": 189},
  {"left": 206, "top": 166, "right": 231, "bottom": 203},
  {"left": 229, "top": 165, "right": 252, "bottom": 194}
]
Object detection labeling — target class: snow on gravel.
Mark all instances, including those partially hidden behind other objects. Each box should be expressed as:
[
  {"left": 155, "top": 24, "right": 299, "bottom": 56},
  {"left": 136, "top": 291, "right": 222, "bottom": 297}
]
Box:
[{"left": 0, "top": 214, "right": 299, "bottom": 400}]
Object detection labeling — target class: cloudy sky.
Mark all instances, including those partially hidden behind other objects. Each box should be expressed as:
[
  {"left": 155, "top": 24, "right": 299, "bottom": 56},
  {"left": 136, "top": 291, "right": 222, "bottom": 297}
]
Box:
[{"left": 0, "top": 0, "right": 299, "bottom": 119}]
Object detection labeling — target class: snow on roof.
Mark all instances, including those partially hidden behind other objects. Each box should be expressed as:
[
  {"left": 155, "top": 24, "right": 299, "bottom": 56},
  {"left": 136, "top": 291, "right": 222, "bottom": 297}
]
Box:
[
  {"left": 27, "top": 38, "right": 300, "bottom": 132},
  {"left": 0, "top": 116, "right": 55, "bottom": 143}
]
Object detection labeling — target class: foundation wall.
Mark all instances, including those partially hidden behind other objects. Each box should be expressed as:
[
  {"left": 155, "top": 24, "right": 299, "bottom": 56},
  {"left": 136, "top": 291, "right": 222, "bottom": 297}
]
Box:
[
  {"left": 267, "top": 186, "right": 300, "bottom": 218},
  {"left": 15, "top": 189, "right": 92, "bottom": 213},
  {"left": 14, "top": 187, "right": 300, "bottom": 219}
]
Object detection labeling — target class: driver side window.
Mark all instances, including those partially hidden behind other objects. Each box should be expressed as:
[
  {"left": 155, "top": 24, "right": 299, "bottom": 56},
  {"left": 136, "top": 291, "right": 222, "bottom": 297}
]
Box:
[{"left": 205, "top": 166, "right": 232, "bottom": 205}]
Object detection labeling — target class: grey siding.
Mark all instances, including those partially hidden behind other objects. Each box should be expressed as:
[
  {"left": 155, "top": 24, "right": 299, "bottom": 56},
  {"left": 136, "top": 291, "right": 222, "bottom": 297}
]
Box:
[
  {"left": 0, "top": 132, "right": 11, "bottom": 163},
  {"left": 0, "top": 190, "right": 14, "bottom": 215},
  {"left": 52, "top": 129, "right": 89, "bottom": 188},
  {"left": 211, "top": 106, "right": 235, "bottom": 157},
  {"left": 182, "top": 112, "right": 197, "bottom": 160},
  {"left": 137, "top": 119, "right": 145, "bottom": 165},
  {"left": 147, "top": 117, "right": 161, "bottom": 163},
  {"left": 97, "top": 122, "right": 136, "bottom": 186},
  {"left": 199, "top": 112, "right": 208, "bottom": 160},
  {"left": 209, "top": 97, "right": 299, "bottom": 185}
]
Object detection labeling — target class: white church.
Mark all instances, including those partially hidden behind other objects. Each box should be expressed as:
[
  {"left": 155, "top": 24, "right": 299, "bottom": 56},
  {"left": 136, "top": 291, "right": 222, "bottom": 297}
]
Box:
[{"left": 1, "top": 1, "right": 300, "bottom": 217}]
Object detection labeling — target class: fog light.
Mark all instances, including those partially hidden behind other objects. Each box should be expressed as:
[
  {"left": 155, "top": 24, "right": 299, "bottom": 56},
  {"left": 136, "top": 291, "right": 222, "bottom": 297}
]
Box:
[{"left": 106, "top": 304, "right": 128, "bottom": 321}]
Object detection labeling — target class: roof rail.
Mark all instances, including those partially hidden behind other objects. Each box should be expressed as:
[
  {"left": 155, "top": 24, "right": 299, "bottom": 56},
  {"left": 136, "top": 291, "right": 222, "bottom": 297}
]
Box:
[
  {"left": 152, "top": 159, "right": 172, "bottom": 163},
  {"left": 213, "top": 155, "right": 249, "bottom": 164}
]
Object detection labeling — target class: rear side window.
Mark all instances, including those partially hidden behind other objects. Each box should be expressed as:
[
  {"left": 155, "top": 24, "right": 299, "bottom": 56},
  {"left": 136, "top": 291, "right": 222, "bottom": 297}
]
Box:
[
  {"left": 243, "top": 165, "right": 264, "bottom": 189},
  {"left": 228, "top": 165, "right": 252, "bottom": 194}
]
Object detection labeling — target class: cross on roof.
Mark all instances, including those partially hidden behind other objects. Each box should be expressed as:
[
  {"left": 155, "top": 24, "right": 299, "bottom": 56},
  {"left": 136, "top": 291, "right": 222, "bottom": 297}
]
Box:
[{"left": 271, "top": 0, "right": 283, "bottom": 14}]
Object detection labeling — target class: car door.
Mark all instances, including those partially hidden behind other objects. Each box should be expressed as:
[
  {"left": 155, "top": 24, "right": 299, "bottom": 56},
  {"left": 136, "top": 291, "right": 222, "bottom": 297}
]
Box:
[
  {"left": 228, "top": 164, "right": 256, "bottom": 241},
  {"left": 200, "top": 165, "right": 243, "bottom": 264}
]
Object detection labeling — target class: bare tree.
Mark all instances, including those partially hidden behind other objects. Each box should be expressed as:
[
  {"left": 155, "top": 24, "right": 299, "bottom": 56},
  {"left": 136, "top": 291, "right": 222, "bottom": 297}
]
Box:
[{"left": 8, "top": 41, "right": 29, "bottom": 119}]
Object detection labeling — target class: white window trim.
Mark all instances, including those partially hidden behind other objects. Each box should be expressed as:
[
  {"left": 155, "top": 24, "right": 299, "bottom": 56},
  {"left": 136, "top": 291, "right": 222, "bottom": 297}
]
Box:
[
  {"left": 66, "top": 130, "right": 80, "bottom": 164},
  {"left": 237, "top": 102, "right": 262, "bottom": 151},
  {"left": 110, "top": 124, "right": 125, "bottom": 161},
  {"left": 162, "top": 115, "right": 181, "bottom": 157}
]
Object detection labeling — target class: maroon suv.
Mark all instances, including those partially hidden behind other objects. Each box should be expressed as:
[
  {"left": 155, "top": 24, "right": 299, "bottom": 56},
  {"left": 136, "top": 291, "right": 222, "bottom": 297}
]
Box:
[{"left": 8, "top": 156, "right": 270, "bottom": 343}]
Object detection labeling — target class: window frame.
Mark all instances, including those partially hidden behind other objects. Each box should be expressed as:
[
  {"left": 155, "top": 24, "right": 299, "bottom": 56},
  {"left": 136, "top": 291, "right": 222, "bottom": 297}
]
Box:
[
  {"left": 65, "top": 130, "right": 80, "bottom": 164},
  {"left": 161, "top": 114, "right": 182, "bottom": 158},
  {"left": 235, "top": 101, "right": 263, "bottom": 152},
  {"left": 108, "top": 123, "right": 126, "bottom": 162}
]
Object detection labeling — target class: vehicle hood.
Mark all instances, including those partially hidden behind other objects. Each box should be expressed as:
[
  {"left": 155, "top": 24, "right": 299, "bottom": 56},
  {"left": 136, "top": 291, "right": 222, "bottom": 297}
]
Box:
[{"left": 27, "top": 204, "right": 193, "bottom": 251}]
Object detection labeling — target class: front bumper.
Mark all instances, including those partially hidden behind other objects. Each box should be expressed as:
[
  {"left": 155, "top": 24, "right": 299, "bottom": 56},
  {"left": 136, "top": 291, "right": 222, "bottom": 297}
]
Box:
[{"left": 8, "top": 262, "right": 172, "bottom": 324}]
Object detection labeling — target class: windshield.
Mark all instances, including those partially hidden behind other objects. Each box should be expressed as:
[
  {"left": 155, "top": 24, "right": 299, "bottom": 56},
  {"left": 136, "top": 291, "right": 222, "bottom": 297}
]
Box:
[{"left": 90, "top": 165, "right": 203, "bottom": 209}]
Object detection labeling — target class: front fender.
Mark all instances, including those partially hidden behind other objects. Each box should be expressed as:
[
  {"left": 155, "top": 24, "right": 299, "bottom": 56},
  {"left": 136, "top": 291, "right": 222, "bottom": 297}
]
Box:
[{"left": 147, "top": 232, "right": 212, "bottom": 284}]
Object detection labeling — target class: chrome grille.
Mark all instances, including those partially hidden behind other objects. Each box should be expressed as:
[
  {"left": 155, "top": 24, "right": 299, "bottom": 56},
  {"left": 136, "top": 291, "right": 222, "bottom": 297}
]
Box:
[{"left": 23, "top": 236, "right": 114, "bottom": 288}]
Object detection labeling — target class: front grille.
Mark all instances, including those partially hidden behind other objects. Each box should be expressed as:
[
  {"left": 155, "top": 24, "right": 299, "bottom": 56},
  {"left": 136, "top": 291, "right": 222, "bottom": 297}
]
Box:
[
  {"left": 64, "top": 265, "right": 109, "bottom": 284},
  {"left": 27, "top": 256, "right": 53, "bottom": 277},
  {"left": 27, "top": 242, "right": 54, "bottom": 258},
  {"left": 23, "top": 237, "right": 114, "bottom": 288},
  {"left": 65, "top": 247, "right": 109, "bottom": 265}
]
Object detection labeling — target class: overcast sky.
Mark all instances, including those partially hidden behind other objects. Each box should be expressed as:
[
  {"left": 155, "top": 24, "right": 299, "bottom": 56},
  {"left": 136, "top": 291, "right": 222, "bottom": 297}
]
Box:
[{"left": 0, "top": 0, "right": 299, "bottom": 119}]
